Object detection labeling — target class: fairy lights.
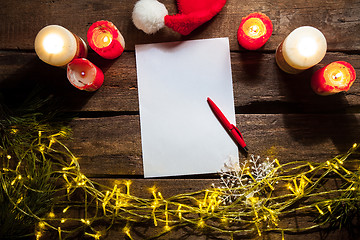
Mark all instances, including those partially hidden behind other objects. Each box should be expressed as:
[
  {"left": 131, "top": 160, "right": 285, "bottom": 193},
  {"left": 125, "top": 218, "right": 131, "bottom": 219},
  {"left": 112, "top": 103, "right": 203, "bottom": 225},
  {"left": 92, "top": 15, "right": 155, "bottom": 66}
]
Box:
[
  {"left": 10, "top": 128, "right": 18, "bottom": 134},
  {"left": 35, "top": 231, "right": 42, "bottom": 240},
  {"left": 177, "top": 204, "right": 182, "bottom": 220},
  {"left": 62, "top": 206, "right": 70, "bottom": 213},
  {"left": 125, "top": 180, "right": 132, "bottom": 195},
  {"left": 85, "top": 232, "right": 102, "bottom": 240},
  {"left": 1, "top": 111, "right": 360, "bottom": 240},
  {"left": 38, "top": 221, "right": 46, "bottom": 229},
  {"left": 197, "top": 218, "right": 205, "bottom": 228},
  {"left": 80, "top": 218, "right": 91, "bottom": 225},
  {"left": 315, "top": 205, "right": 324, "bottom": 215},
  {"left": 123, "top": 224, "right": 133, "bottom": 239}
]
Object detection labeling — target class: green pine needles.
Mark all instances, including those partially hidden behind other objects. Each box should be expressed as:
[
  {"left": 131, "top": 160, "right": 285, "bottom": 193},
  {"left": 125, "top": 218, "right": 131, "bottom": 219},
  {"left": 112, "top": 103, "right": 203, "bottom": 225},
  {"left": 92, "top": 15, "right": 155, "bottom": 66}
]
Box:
[
  {"left": 0, "top": 97, "right": 71, "bottom": 239},
  {"left": 0, "top": 98, "right": 359, "bottom": 240}
]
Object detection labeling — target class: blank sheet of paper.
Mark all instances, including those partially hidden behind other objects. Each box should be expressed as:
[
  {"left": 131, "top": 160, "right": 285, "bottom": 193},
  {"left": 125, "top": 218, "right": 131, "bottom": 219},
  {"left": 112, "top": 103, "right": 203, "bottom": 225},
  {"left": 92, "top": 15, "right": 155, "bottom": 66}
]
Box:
[{"left": 135, "top": 38, "right": 238, "bottom": 178}]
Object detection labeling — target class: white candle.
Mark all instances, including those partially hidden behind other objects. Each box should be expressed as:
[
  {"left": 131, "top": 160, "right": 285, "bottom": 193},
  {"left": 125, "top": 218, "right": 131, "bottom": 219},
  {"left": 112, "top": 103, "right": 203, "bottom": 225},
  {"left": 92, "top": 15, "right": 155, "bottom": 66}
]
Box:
[
  {"left": 35, "top": 25, "right": 87, "bottom": 67},
  {"left": 275, "top": 26, "right": 327, "bottom": 74}
]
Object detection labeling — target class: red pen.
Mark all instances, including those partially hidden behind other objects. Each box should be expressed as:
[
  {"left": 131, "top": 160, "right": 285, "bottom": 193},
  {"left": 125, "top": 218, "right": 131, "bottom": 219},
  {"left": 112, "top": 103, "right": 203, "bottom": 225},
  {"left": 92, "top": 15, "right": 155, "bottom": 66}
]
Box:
[{"left": 207, "top": 97, "right": 248, "bottom": 152}]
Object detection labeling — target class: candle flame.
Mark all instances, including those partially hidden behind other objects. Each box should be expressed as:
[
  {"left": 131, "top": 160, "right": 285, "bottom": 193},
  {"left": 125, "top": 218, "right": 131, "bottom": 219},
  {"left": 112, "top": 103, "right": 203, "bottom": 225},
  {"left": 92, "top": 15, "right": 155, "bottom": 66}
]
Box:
[
  {"left": 242, "top": 18, "right": 266, "bottom": 38},
  {"left": 250, "top": 25, "right": 260, "bottom": 34},
  {"left": 43, "top": 34, "right": 64, "bottom": 54},
  {"left": 103, "top": 36, "right": 110, "bottom": 43},
  {"left": 92, "top": 27, "right": 113, "bottom": 48},
  {"left": 324, "top": 62, "right": 352, "bottom": 90},
  {"left": 297, "top": 37, "right": 318, "bottom": 58},
  {"left": 332, "top": 72, "right": 343, "bottom": 80}
]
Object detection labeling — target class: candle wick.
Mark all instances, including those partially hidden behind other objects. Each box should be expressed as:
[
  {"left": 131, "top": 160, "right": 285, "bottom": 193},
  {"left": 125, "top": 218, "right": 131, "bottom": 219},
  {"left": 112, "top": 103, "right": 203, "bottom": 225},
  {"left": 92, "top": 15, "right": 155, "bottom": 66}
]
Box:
[
  {"left": 333, "top": 72, "right": 342, "bottom": 80},
  {"left": 81, "top": 71, "right": 86, "bottom": 76},
  {"left": 250, "top": 25, "right": 258, "bottom": 33},
  {"left": 76, "top": 79, "right": 87, "bottom": 86}
]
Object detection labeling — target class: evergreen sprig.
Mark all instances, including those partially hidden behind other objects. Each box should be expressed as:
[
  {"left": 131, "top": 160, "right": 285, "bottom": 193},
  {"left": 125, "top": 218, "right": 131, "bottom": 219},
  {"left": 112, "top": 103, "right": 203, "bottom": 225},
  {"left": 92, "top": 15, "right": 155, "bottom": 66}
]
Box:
[
  {"left": 0, "top": 98, "right": 359, "bottom": 239},
  {"left": 0, "top": 96, "right": 70, "bottom": 239}
]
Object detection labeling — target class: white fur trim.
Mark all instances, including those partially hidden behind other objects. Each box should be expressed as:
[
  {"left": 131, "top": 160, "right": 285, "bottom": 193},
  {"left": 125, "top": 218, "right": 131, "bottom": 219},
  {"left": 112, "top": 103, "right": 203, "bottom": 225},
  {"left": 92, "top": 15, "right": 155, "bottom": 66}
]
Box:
[{"left": 132, "top": 0, "right": 168, "bottom": 34}]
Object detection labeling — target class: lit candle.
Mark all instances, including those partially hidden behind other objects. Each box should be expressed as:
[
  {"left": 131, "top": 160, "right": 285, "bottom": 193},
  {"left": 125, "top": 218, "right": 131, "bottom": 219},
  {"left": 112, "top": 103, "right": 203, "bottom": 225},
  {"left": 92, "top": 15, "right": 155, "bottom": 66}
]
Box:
[
  {"left": 67, "top": 58, "right": 104, "bottom": 91},
  {"left": 87, "top": 20, "right": 125, "bottom": 59},
  {"left": 237, "top": 12, "right": 273, "bottom": 50},
  {"left": 35, "top": 25, "right": 87, "bottom": 67},
  {"left": 311, "top": 61, "right": 356, "bottom": 95},
  {"left": 275, "top": 26, "right": 327, "bottom": 74}
]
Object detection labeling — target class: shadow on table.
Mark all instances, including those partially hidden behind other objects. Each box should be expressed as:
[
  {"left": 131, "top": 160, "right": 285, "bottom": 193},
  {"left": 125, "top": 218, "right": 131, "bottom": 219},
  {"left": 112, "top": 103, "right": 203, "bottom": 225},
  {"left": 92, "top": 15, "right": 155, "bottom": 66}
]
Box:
[
  {"left": 238, "top": 51, "right": 266, "bottom": 86},
  {"left": 275, "top": 62, "right": 360, "bottom": 153},
  {"left": 0, "top": 52, "right": 115, "bottom": 113}
]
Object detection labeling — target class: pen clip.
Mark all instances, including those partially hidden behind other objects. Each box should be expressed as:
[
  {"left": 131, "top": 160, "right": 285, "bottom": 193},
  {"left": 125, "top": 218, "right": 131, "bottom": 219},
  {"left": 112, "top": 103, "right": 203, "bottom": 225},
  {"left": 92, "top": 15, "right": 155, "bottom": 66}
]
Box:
[{"left": 231, "top": 124, "right": 244, "bottom": 140}]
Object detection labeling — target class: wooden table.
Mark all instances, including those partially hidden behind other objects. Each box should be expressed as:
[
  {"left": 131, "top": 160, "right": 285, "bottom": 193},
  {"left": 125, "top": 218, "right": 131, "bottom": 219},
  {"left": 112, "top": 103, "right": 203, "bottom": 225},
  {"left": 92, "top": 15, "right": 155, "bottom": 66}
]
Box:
[{"left": 1, "top": 0, "right": 359, "bottom": 239}]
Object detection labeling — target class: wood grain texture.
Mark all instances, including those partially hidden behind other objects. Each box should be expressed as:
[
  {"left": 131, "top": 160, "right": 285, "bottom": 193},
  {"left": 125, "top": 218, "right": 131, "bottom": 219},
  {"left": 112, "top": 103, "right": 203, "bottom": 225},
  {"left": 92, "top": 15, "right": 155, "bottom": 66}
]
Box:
[
  {"left": 83, "top": 179, "right": 360, "bottom": 240},
  {"left": 0, "top": 51, "right": 359, "bottom": 113},
  {"left": 67, "top": 113, "right": 360, "bottom": 176},
  {"left": 1, "top": 0, "right": 360, "bottom": 238},
  {"left": 0, "top": 0, "right": 359, "bottom": 51},
  {"left": 102, "top": 229, "right": 359, "bottom": 240}
]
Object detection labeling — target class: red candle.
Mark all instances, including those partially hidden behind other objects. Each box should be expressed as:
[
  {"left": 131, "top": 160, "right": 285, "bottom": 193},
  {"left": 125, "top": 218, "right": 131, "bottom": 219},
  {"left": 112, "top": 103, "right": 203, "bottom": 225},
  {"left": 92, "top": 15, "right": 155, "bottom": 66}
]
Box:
[
  {"left": 311, "top": 61, "right": 356, "bottom": 95},
  {"left": 87, "top": 20, "right": 125, "bottom": 59},
  {"left": 67, "top": 58, "right": 104, "bottom": 91},
  {"left": 237, "top": 12, "right": 273, "bottom": 50}
]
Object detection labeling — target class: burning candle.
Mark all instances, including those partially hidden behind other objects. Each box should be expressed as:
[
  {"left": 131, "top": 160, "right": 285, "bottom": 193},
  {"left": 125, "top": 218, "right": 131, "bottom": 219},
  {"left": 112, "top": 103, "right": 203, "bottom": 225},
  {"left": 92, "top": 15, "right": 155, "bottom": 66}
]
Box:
[
  {"left": 237, "top": 12, "right": 273, "bottom": 50},
  {"left": 275, "top": 26, "right": 327, "bottom": 74},
  {"left": 87, "top": 20, "right": 125, "bottom": 59},
  {"left": 311, "top": 61, "right": 356, "bottom": 95},
  {"left": 35, "top": 25, "right": 87, "bottom": 67},
  {"left": 67, "top": 58, "right": 104, "bottom": 91}
]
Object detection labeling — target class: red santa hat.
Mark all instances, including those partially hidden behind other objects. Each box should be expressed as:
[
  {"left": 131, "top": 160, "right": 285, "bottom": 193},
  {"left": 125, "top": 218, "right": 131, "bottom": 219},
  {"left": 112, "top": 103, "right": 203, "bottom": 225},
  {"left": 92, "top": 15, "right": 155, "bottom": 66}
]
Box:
[{"left": 132, "top": 0, "right": 227, "bottom": 35}]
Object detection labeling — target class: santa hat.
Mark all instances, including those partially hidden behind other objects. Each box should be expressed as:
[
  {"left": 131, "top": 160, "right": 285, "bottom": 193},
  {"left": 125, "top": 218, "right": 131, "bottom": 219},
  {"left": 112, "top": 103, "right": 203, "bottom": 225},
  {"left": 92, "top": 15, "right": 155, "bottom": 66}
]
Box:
[{"left": 132, "top": 0, "right": 227, "bottom": 35}]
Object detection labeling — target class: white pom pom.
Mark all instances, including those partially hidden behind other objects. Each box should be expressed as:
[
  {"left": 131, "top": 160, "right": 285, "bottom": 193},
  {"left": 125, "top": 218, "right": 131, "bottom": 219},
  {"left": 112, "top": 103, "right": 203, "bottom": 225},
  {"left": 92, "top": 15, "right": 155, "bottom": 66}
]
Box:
[{"left": 132, "top": 0, "right": 168, "bottom": 34}]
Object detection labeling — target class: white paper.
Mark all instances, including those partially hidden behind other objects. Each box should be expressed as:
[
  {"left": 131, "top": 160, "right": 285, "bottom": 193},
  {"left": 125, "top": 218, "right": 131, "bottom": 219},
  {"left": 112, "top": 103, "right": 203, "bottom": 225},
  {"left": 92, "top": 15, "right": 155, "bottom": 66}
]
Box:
[{"left": 135, "top": 38, "right": 238, "bottom": 178}]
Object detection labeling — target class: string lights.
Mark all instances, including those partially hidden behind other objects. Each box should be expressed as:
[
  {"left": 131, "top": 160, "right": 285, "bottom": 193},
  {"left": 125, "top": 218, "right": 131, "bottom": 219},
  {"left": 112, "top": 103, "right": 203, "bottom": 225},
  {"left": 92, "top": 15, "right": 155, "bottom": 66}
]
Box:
[{"left": 1, "top": 111, "right": 359, "bottom": 239}]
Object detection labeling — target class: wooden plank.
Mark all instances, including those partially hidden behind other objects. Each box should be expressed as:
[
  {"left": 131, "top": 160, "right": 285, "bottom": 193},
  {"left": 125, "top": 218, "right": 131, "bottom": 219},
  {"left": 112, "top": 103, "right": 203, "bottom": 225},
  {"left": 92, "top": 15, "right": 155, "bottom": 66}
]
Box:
[
  {"left": 2, "top": 1, "right": 359, "bottom": 239},
  {"left": 0, "top": 0, "right": 359, "bottom": 51},
  {"left": 76, "top": 178, "right": 359, "bottom": 239},
  {"left": 67, "top": 113, "right": 360, "bottom": 176},
  {"left": 95, "top": 179, "right": 216, "bottom": 198},
  {"left": 40, "top": 178, "right": 359, "bottom": 239},
  {"left": 1, "top": 51, "right": 359, "bottom": 113},
  {"left": 102, "top": 229, "right": 358, "bottom": 240}
]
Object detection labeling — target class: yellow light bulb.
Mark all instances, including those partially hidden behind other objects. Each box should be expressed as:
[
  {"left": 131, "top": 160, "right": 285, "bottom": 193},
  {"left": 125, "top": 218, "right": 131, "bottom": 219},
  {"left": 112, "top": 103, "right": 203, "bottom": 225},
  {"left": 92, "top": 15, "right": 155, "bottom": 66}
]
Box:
[
  {"left": 36, "top": 231, "right": 42, "bottom": 240},
  {"left": 94, "top": 232, "right": 101, "bottom": 240},
  {"left": 197, "top": 219, "right": 205, "bottom": 228},
  {"left": 38, "top": 221, "right": 45, "bottom": 229}
]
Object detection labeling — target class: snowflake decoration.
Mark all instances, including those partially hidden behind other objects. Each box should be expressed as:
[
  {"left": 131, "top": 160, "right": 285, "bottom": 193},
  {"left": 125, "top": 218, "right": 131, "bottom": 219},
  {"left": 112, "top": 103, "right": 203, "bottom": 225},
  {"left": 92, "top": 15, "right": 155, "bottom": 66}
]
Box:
[{"left": 217, "top": 155, "right": 277, "bottom": 206}]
